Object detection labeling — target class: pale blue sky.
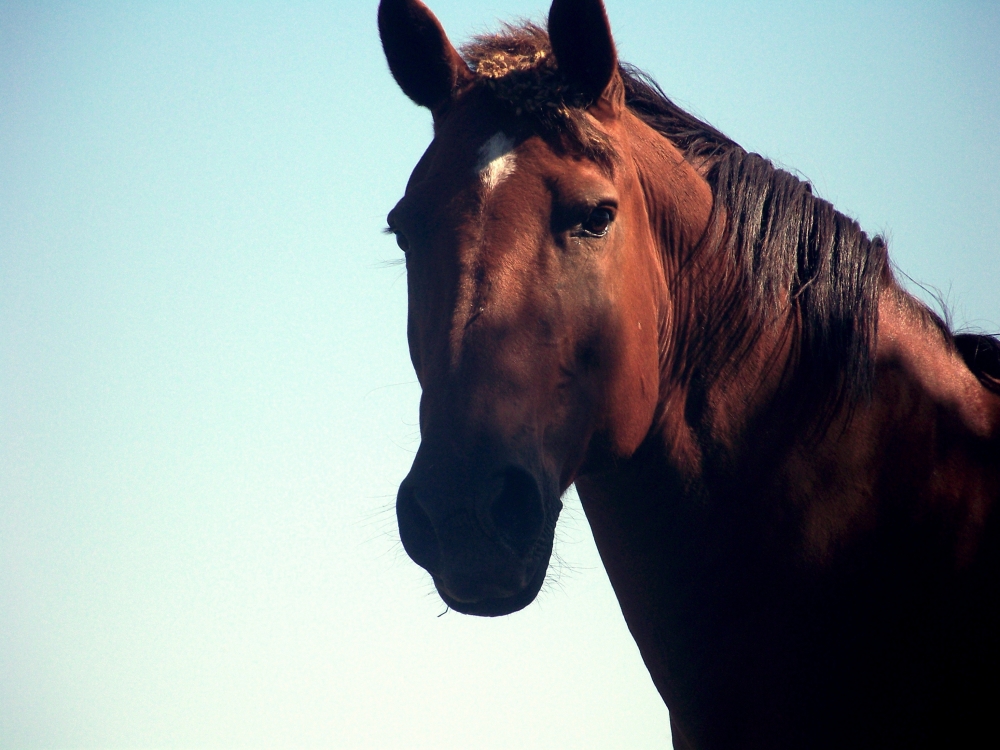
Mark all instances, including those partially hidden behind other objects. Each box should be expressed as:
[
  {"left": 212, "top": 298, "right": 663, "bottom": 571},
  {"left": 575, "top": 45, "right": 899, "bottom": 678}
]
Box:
[{"left": 2, "top": 2, "right": 997, "bottom": 748}]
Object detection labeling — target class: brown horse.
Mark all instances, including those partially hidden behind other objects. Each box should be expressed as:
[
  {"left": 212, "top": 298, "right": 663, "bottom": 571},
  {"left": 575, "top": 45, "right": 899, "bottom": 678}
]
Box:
[{"left": 377, "top": 0, "right": 1000, "bottom": 746}]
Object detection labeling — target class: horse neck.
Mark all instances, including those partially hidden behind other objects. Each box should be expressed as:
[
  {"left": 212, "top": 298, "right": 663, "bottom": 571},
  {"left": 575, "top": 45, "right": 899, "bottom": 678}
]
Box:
[
  {"left": 589, "top": 115, "right": 1000, "bottom": 556},
  {"left": 578, "top": 114, "right": 1000, "bottom": 740},
  {"left": 576, "top": 271, "right": 1000, "bottom": 731},
  {"left": 580, "top": 253, "right": 1000, "bottom": 562},
  {"left": 617, "top": 113, "right": 795, "bottom": 484}
]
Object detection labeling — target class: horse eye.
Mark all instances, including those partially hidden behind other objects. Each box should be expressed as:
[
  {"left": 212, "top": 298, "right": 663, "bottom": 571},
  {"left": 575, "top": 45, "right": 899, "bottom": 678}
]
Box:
[{"left": 582, "top": 207, "right": 614, "bottom": 237}]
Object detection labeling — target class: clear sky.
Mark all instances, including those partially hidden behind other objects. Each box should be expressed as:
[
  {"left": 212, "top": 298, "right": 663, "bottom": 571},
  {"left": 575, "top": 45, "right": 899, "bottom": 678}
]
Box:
[{"left": 2, "top": 2, "right": 997, "bottom": 748}]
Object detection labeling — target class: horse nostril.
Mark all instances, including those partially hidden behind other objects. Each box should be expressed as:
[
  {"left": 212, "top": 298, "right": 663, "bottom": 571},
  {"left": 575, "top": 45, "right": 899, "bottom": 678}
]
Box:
[
  {"left": 396, "top": 484, "right": 441, "bottom": 574},
  {"left": 489, "top": 467, "right": 545, "bottom": 555}
]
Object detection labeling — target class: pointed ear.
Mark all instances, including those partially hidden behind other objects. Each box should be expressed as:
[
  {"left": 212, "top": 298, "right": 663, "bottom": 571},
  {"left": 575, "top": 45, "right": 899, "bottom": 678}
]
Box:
[
  {"left": 378, "top": 0, "right": 473, "bottom": 111},
  {"left": 548, "top": 0, "right": 619, "bottom": 111}
]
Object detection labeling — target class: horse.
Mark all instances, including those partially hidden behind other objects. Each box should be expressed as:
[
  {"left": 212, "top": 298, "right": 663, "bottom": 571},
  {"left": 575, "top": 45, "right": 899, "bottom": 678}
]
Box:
[{"left": 377, "top": 0, "right": 1000, "bottom": 746}]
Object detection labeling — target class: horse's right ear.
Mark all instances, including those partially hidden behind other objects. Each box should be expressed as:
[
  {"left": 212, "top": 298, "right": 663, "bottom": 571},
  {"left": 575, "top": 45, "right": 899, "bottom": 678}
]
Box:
[{"left": 378, "top": 0, "right": 473, "bottom": 111}]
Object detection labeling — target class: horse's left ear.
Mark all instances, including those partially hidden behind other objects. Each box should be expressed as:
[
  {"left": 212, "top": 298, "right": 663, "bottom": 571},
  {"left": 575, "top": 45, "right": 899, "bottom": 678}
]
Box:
[
  {"left": 548, "top": 0, "right": 621, "bottom": 116},
  {"left": 378, "top": 0, "right": 473, "bottom": 112}
]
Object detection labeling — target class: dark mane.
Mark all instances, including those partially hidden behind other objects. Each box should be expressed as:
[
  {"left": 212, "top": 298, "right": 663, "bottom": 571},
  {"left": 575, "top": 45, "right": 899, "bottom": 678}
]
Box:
[
  {"left": 618, "top": 67, "right": 888, "bottom": 426},
  {"left": 622, "top": 70, "right": 1000, "bottom": 405},
  {"left": 461, "top": 24, "right": 1000, "bottom": 416}
]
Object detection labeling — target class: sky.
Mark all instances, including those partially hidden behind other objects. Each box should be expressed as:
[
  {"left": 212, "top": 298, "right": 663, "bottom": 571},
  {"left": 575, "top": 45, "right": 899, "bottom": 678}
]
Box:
[{"left": 1, "top": 2, "right": 997, "bottom": 748}]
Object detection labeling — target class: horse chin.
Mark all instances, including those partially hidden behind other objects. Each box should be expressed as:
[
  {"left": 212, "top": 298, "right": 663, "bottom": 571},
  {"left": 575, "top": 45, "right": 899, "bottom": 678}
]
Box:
[{"left": 433, "top": 543, "right": 552, "bottom": 617}]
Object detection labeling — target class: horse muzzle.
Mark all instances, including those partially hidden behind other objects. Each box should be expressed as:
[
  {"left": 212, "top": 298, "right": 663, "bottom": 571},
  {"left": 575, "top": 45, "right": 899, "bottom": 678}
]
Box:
[{"left": 396, "top": 454, "right": 561, "bottom": 617}]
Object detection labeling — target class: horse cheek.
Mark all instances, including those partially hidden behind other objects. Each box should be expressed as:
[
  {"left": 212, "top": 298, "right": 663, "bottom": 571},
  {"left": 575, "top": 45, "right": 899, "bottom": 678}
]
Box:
[
  {"left": 599, "top": 300, "right": 660, "bottom": 459},
  {"left": 597, "top": 226, "right": 663, "bottom": 459},
  {"left": 405, "top": 311, "right": 423, "bottom": 386}
]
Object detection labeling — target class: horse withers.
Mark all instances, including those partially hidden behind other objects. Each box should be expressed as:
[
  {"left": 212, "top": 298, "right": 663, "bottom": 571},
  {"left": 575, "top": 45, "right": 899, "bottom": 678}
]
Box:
[{"left": 377, "top": 0, "right": 1000, "bottom": 746}]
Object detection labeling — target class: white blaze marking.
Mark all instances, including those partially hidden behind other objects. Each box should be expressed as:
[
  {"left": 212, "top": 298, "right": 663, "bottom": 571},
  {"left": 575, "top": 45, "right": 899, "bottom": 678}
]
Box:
[{"left": 475, "top": 132, "right": 516, "bottom": 193}]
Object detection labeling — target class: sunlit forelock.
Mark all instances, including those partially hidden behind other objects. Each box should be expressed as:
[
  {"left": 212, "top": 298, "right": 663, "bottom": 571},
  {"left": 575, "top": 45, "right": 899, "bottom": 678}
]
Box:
[{"left": 475, "top": 132, "right": 516, "bottom": 193}]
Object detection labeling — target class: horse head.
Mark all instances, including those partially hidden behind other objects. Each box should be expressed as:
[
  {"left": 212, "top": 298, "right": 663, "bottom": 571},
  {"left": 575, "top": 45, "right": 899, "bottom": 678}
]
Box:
[{"left": 379, "top": 0, "right": 712, "bottom": 616}]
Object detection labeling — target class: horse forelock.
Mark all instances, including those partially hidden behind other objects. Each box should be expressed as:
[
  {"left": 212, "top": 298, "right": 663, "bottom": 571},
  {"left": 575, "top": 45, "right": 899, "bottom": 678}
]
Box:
[{"left": 459, "top": 24, "right": 617, "bottom": 169}]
